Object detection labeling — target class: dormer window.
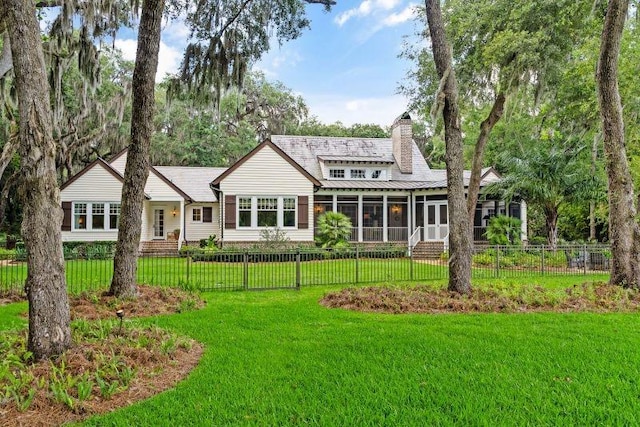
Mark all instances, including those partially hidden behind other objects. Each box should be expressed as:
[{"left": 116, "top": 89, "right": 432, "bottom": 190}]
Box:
[
  {"left": 329, "top": 169, "right": 345, "bottom": 178},
  {"left": 327, "top": 166, "right": 388, "bottom": 180},
  {"left": 350, "top": 169, "right": 366, "bottom": 179}
]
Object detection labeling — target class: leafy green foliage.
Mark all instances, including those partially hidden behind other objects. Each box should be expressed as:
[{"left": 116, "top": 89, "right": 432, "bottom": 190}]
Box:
[
  {"left": 485, "top": 215, "right": 522, "bottom": 245},
  {"left": 0, "top": 320, "right": 194, "bottom": 413},
  {"left": 259, "top": 227, "right": 291, "bottom": 250},
  {"left": 315, "top": 212, "right": 352, "bottom": 249}
]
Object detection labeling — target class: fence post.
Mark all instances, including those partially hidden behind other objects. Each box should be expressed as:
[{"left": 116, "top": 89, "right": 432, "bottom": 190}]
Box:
[
  {"left": 243, "top": 250, "right": 249, "bottom": 290},
  {"left": 186, "top": 251, "right": 191, "bottom": 290},
  {"left": 355, "top": 246, "right": 359, "bottom": 284},
  {"left": 583, "top": 243, "right": 588, "bottom": 275},
  {"left": 495, "top": 245, "right": 500, "bottom": 278},
  {"left": 541, "top": 246, "right": 545, "bottom": 276},
  {"left": 410, "top": 247, "right": 414, "bottom": 281},
  {"left": 295, "top": 249, "right": 301, "bottom": 290}
]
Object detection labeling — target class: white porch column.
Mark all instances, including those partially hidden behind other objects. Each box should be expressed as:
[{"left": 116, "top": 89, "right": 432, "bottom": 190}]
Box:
[
  {"left": 332, "top": 194, "right": 337, "bottom": 212},
  {"left": 179, "top": 200, "right": 185, "bottom": 249},
  {"left": 358, "top": 194, "right": 363, "bottom": 242},
  {"left": 520, "top": 200, "right": 528, "bottom": 243},
  {"left": 383, "top": 194, "right": 388, "bottom": 242},
  {"left": 407, "top": 194, "right": 412, "bottom": 239}
]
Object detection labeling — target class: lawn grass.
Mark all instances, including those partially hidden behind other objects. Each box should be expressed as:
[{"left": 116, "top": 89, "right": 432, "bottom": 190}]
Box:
[{"left": 2, "top": 275, "right": 632, "bottom": 425}]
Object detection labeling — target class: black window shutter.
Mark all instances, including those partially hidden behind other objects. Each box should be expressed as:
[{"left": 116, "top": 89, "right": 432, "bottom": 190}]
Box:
[
  {"left": 224, "top": 195, "right": 236, "bottom": 229},
  {"left": 298, "top": 196, "right": 308, "bottom": 229},
  {"left": 62, "top": 202, "right": 72, "bottom": 231}
]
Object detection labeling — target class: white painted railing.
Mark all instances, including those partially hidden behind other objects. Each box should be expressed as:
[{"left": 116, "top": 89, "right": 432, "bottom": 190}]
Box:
[{"left": 408, "top": 227, "right": 422, "bottom": 256}]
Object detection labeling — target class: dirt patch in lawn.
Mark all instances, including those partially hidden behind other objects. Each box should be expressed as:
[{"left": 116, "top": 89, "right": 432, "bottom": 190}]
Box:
[
  {"left": 320, "top": 282, "right": 640, "bottom": 314},
  {"left": 0, "top": 286, "right": 205, "bottom": 426}
]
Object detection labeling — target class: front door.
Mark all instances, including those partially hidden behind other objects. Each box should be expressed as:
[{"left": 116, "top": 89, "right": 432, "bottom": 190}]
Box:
[
  {"left": 153, "top": 209, "right": 165, "bottom": 239},
  {"left": 425, "top": 202, "right": 448, "bottom": 240}
]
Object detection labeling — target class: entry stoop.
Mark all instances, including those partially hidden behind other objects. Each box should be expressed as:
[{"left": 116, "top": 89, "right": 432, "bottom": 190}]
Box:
[
  {"left": 140, "top": 241, "right": 179, "bottom": 256},
  {"left": 411, "top": 241, "right": 446, "bottom": 260}
]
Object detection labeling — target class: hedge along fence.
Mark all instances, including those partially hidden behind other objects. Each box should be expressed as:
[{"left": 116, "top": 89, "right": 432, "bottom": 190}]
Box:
[{"left": 0, "top": 244, "right": 611, "bottom": 294}]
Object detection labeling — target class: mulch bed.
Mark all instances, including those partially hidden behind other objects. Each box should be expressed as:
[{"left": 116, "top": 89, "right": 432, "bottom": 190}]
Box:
[
  {"left": 320, "top": 283, "right": 640, "bottom": 314},
  {"left": 0, "top": 286, "right": 206, "bottom": 427}
]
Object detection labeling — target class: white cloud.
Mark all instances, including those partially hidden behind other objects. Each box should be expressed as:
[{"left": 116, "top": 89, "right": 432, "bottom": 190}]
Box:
[
  {"left": 334, "top": 0, "right": 402, "bottom": 26},
  {"left": 113, "top": 38, "right": 182, "bottom": 82},
  {"left": 162, "top": 19, "right": 191, "bottom": 44},
  {"left": 304, "top": 93, "right": 409, "bottom": 127},
  {"left": 254, "top": 45, "right": 303, "bottom": 79},
  {"left": 381, "top": 4, "right": 418, "bottom": 27}
]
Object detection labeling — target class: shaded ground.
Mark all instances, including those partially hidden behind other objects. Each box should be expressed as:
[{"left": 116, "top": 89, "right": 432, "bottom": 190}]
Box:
[
  {"left": 1, "top": 286, "right": 205, "bottom": 426},
  {"left": 320, "top": 282, "right": 640, "bottom": 314}
]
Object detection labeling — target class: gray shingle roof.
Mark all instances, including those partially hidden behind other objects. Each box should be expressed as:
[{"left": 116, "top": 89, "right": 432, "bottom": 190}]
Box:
[
  {"left": 154, "top": 166, "right": 227, "bottom": 202},
  {"left": 270, "top": 135, "right": 433, "bottom": 183}
]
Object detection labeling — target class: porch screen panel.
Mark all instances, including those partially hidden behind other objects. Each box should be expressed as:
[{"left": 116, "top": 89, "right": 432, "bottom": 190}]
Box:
[
  {"left": 387, "top": 196, "right": 408, "bottom": 241},
  {"left": 415, "top": 200, "right": 424, "bottom": 240},
  {"left": 363, "top": 196, "right": 383, "bottom": 241},
  {"left": 337, "top": 196, "right": 358, "bottom": 227},
  {"left": 313, "top": 195, "right": 333, "bottom": 229}
]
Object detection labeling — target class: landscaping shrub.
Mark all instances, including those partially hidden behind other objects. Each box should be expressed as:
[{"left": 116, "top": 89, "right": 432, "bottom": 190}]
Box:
[{"left": 315, "top": 212, "right": 352, "bottom": 248}]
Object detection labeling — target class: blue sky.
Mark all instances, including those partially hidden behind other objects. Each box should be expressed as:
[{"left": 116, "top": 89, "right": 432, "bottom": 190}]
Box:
[{"left": 111, "top": 1, "right": 422, "bottom": 127}]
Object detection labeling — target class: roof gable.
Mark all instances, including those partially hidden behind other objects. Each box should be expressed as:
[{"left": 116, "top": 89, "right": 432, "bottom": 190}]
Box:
[
  {"left": 61, "top": 158, "right": 124, "bottom": 191},
  {"left": 211, "top": 139, "right": 321, "bottom": 186},
  {"left": 148, "top": 166, "right": 194, "bottom": 202}
]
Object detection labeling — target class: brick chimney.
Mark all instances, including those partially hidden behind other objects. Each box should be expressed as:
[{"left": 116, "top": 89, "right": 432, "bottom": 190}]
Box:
[{"left": 391, "top": 112, "right": 413, "bottom": 174}]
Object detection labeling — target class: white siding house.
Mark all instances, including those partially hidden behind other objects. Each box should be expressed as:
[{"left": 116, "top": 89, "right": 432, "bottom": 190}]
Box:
[
  {"left": 60, "top": 113, "right": 526, "bottom": 251},
  {"left": 212, "top": 141, "right": 320, "bottom": 243}
]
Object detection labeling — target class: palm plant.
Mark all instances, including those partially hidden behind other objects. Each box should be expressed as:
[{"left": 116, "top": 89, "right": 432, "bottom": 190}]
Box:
[
  {"left": 484, "top": 140, "right": 603, "bottom": 248},
  {"left": 315, "top": 212, "right": 352, "bottom": 248},
  {"left": 485, "top": 215, "right": 522, "bottom": 245}
]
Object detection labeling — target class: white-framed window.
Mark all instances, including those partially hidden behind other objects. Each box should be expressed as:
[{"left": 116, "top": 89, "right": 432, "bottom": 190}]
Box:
[
  {"left": 74, "top": 203, "right": 87, "bottom": 230},
  {"left": 257, "top": 197, "right": 278, "bottom": 227},
  {"left": 350, "top": 169, "right": 366, "bottom": 179},
  {"left": 327, "top": 166, "right": 388, "bottom": 180},
  {"left": 92, "top": 203, "right": 105, "bottom": 230},
  {"left": 329, "top": 169, "right": 345, "bottom": 178},
  {"left": 72, "top": 202, "right": 120, "bottom": 231},
  {"left": 238, "top": 197, "right": 252, "bottom": 227},
  {"left": 283, "top": 197, "right": 296, "bottom": 227},
  {"left": 237, "top": 196, "right": 297, "bottom": 228},
  {"left": 109, "top": 204, "right": 121, "bottom": 229},
  {"left": 192, "top": 207, "right": 202, "bottom": 222}
]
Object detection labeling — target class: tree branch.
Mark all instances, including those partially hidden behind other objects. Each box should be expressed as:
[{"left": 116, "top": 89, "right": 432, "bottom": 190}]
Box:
[
  {"left": 466, "top": 91, "right": 506, "bottom": 219},
  {"left": 0, "top": 34, "right": 12, "bottom": 79},
  {"left": 0, "top": 133, "right": 19, "bottom": 180}
]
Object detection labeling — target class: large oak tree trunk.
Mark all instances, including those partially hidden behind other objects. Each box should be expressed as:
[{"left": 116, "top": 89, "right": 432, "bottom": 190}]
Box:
[
  {"left": 425, "top": 0, "right": 472, "bottom": 294},
  {"left": 3, "top": 0, "right": 71, "bottom": 359},
  {"left": 109, "top": 0, "right": 164, "bottom": 298},
  {"left": 596, "top": 0, "right": 640, "bottom": 287}
]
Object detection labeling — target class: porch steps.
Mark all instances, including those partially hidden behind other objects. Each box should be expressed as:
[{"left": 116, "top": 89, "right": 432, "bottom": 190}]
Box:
[
  {"left": 140, "top": 241, "right": 179, "bottom": 257},
  {"left": 412, "top": 241, "right": 446, "bottom": 260}
]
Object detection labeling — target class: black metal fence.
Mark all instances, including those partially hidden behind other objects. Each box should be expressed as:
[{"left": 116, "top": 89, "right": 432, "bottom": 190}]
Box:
[{"left": 0, "top": 244, "right": 611, "bottom": 295}]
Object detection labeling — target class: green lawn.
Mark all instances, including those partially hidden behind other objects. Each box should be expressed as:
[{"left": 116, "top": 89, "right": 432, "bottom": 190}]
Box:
[{"left": 3, "top": 275, "right": 637, "bottom": 425}]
